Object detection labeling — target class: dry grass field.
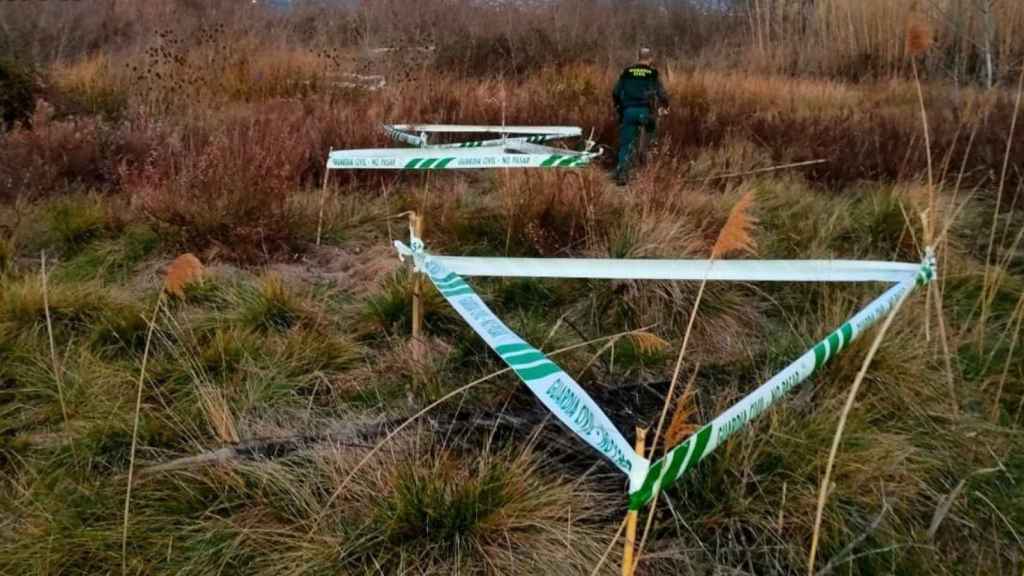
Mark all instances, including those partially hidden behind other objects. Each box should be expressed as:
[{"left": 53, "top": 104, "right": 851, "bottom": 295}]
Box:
[{"left": 1, "top": 1, "right": 1023, "bottom": 574}]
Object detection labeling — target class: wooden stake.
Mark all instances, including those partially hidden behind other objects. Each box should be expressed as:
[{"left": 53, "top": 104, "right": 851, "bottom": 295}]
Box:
[
  {"left": 410, "top": 212, "right": 425, "bottom": 365},
  {"left": 622, "top": 427, "right": 647, "bottom": 576},
  {"left": 316, "top": 159, "right": 332, "bottom": 246}
]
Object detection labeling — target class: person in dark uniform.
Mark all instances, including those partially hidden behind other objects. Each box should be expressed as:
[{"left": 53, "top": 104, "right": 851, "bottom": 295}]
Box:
[{"left": 612, "top": 47, "right": 670, "bottom": 185}]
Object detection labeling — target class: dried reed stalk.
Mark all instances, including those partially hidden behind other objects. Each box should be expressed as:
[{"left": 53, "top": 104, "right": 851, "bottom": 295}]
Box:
[
  {"left": 124, "top": 255, "right": 202, "bottom": 574},
  {"left": 807, "top": 291, "right": 911, "bottom": 575},
  {"left": 632, "top": 190, "right": 759, "bottom": 574},
  {"left": 40, "top": 252, "right": 71, "bottom": 436}
]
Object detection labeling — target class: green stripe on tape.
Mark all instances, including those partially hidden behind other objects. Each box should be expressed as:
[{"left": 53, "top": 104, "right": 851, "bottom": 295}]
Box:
[
  {"left": 629, "top": 460, "right": 663, "bottom": 510},
  {"left": 541, "top": 155, "right": 562, "bottom": 167},
  {"left": 440, "top": 287, "right": 475, "bottom": 297},
  {"left": 630, "top": 425, "right": 714, "bottom": 510},
  {"left": 684, "top": 426, "right": 712, "bottom": 476},
  {"left": 502, "top": 348, "right": 538, "bottom": 359},
  {"left": 557, "top": 156, "right": 578, "bottom": 167},
  {"left": 660, "top": 439, "right": 691, "bottom": 488},
  {"left": 813, "top": 341, "right": 829, "bottom": 370},
  {"left": 628, "top": 490, "right": 646, "bottom": 510},
  {"left": 431, "top": 272, "right": 458, "bottom": 285},
  {"left": 436, "top": 157, "right": 455, "bottom": 168},
  {"left": 515, "top": 362, "right": 561, "bottom": 381},
  {"left": 496, "top": 343, "right": 532, "bottom": 355},
  {"left": 840, "top": 323, "right": 853, "bottom": 348},
  {"left": 434, "top": 278, "right": 464, "bottom": 289},
  {"left": 816, "top": 323, "right": 850, "bottom": 371},
  {"left": 827, "top": 330, "right": 843, "bottom": 356},
  {"left": 439, "top": 284, "right": 471, "bottom": 296},
  {"left": 503, "top": 351, "right": 547, "bottom": 366},
  {"left": 419, "top": 158, "right": 437, "bottom": 169},
  {"left": 405, "top": 158, "right": 423, "bottom": 169}
]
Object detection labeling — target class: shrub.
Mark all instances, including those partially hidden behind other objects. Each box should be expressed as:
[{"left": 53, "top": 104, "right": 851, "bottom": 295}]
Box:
[
  {"left": 50, "top": 54, "right": 129, "bottom": 120},
  {"left": 43, "top": 194, "right": 116, "bottom": 253},
  {"left": 236, "top": 274, "right": 305, "bottom": 334},
  {"left": 344, "top": 442, "right": 611, "bottom": 574},
  {"left": 0, "top": 236, "right": 13, "bottom": 278},
  {"left": 0, "top": 57, "right": 35, "bottom": 131},
  {"left": 123, "top": 99, "right": 371, "bottom": 260},
  {"left": 0, "top": 277, "right": 143, "bottom": 344},
  {"left": 0, "top": 115, "right": 158, "bottom": 202},
  {"left": 434, "top": 27, "right": 600, "bottom": 78},
  {"left": 362, "top": 268, "right": 450, "bottom": 338}
]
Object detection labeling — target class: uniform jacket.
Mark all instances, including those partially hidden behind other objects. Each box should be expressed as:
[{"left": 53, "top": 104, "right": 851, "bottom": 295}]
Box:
[{"left": 612, "top": 63, "right": 669, "bottom": 113}]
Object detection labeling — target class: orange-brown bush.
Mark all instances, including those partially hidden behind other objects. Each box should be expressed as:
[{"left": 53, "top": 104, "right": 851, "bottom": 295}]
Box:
[
  {"left": 0, "top": 111, "right": 156, "bottom": 202},
  {"left": 122, "top": 100, "right": 330, "bottom": 260}
]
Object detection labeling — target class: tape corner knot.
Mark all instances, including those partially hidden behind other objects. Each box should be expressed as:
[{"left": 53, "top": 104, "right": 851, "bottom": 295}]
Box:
[
  {"left": 921, "top": 246, "right": 938, "bottom": 283},
  {"left": 393, "top": 240, "right": 428, "bottom": 272},
  {"left": 627, "top": 457, "right": 651, "bottom": 497}
]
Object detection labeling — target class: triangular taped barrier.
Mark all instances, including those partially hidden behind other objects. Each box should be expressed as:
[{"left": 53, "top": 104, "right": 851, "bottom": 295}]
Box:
[{"left": 395, "top": 240, "right": 936, "bottom": 508}]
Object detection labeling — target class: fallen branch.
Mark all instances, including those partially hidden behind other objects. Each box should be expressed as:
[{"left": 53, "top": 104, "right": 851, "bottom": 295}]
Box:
[
  {"left": 308, "top": 325, "right": 658, "bottom": 533},
  {"left": 684, "top": 159, "right": 829, "bottom": 183},
  {"left": 927, "top": 466, "right": 1001, "bottom": 540},
  {"left": 137, "top": 414, "right": 538, "bottom": 476}
]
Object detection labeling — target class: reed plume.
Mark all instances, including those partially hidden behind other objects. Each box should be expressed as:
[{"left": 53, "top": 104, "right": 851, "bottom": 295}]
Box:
[
  {"left": 712, "top": 190, "right": 759, "bottom": 258},
  {"left": 905, "top": 11, "right": 935, "bottom": 58},
  {"left": 628, "top": 331, "right": 670, "bottom": 355},
  {"left": 632, "top": 190, "right": 760, "bottom": 573},
  {"left": 164, "top": 253, "right": 205, "bottom": 298}
]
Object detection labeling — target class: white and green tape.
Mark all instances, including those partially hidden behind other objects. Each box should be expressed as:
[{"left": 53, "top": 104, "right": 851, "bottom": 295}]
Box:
[
  {"left": 328, "top": 124, "right": 597, "bottom": 171},
  {"left": 627, "top": 258, "right": 934, "bottom": 509},
  {"left": 383, "top": 124, "right": 582, "bottom": 149},
  {"left": 398, "top": 238, "right": 650, "bottom": 490},
  {"left": 328, "top": 146, "right": 596, "bottom": 170},
  {"left": 416, "top": 255, "right": 922, "bottom": 284},
  {"left": 395, "top": 239, "right": 936, "bottom": 509}
]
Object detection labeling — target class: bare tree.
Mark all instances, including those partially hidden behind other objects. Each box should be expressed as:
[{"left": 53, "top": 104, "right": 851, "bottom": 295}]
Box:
[{"left": 977, "top": 0, "right": 997, "bottom": 88}]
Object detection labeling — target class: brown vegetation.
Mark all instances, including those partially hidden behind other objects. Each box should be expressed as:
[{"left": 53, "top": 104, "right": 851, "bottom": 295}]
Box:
[
  {"left": 1, "top": 2, "right": 1023, "bottom": 575},
  {"left": 2, "top": 60, "right": 1022, "bottom": 258}
]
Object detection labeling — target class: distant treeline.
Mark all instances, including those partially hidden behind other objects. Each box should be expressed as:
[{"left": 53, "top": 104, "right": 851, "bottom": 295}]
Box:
[{"left": 0, "top": 0, "right": 1021, "bottom": 83}]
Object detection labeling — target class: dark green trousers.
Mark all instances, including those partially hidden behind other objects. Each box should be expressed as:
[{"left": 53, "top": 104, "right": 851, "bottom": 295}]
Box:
[{"left": 615, "top": 107, "right": 656, "bottom": 181}]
